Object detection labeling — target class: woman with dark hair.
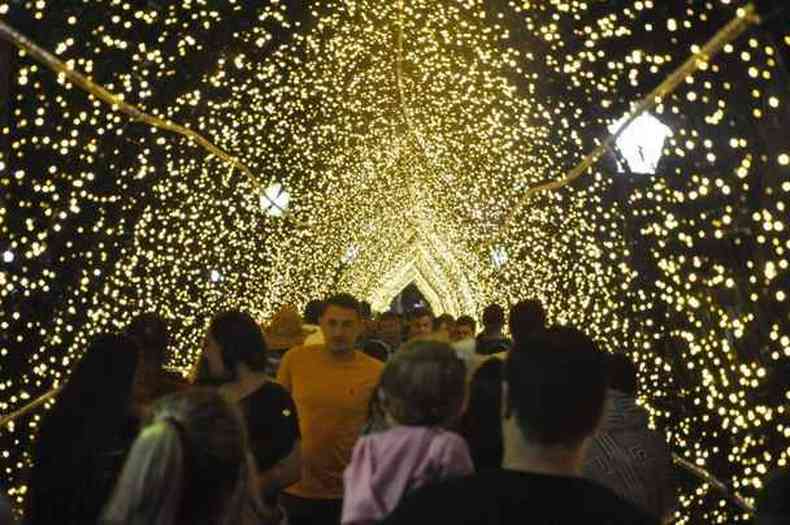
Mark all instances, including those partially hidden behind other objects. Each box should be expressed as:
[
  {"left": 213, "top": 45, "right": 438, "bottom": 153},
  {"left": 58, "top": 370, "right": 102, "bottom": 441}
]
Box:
[
  {"left": 460, "top": 358, "right": 504, "bottom": 471},
  {"left": 195, "top": 311, "right": 301, "bottom": 521},
  {"left": 125, "top": 312, "right": 187, "bottom": 417},
  {"left": 25, "top": 334, "right": 139, "bottom": 525},
  {"left": 102, "top": 389, "right": 258, "bottom": 525}
]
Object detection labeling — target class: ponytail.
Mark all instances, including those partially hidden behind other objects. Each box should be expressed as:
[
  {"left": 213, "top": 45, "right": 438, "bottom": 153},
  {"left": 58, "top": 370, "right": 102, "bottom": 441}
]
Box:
[{"left": 102, "top": 419, "right": 187, "bottom": 525}]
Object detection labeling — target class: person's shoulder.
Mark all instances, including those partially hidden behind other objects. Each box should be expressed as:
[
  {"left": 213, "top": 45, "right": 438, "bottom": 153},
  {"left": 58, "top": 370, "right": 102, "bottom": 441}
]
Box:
[
  {"left": 433, "top": 427, "right": 468, "bottom": 447},
  {"left": 282, "top": 343, "right": 321, "bottom": 360},
  {"left": 574, "top": 477, "right": 660, "bottom": 524},
  {"left": 254, "top": 379, "right": 291, "bottom": 400},
  {"left": 355, "top": 349, "right": 386, "bottom": 370},
  {"left": 381, "top": 471, "right": 505, "bottom": 524}
]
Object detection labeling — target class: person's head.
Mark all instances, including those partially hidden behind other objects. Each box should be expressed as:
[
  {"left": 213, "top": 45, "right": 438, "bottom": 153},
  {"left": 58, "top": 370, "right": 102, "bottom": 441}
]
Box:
[
  {"left": 200, "top": 311, "right": 268, "bottom": 384},
  {"left": 408, "top": 307, "right": 434, "bottom": 340},
  {"left": 45, "top": 334, "right": 139, "bottom": 437},
  {"left": 320, "top": 293, "right": 362, "bottom": 354},
  {"left": 303, "top": 299, "right": 324, "bottom": 325},
  {"left": 508, "top": 300, "right": 546, "bottom": 344},
  {"left": 376, "top": 311, "right": 402, "bottom": 345},
  {"left": 126, "top": 313, "right": 170, "bottom": 368},
  {"left": 461, "top": 358, "right": 504, "bottom": 470},
  {"left": 434, "top": 314, "right": 455, "bottom": 337},
  {"left": 482, "top": 304, "right": 506, "bottom": 332},
  {"left": 504, "top": 327, "right": 608, "bottom": 452},
  {"left": 608, "top": 353, "right": 638, "bottom": 397},
  {"left": 756, "top": 468, "right": 790, "bottom": 525},
  {"left": 238, "top": 388, "right": 301, "bottom": 498},
  {"left": 454, "top": 315, "right": 476, "bottom": 341},
  {"left": 27, "top": 334, "right": 139, "bottom": 523},
  {"left": 102, "top": 389, "right": 250, "bottom": 525},
  {"left": 359, "top": 301, "right": 373, "bottom": 320},
  {"left": 378, "top": 340, "right": 466, "bottom": 427}
]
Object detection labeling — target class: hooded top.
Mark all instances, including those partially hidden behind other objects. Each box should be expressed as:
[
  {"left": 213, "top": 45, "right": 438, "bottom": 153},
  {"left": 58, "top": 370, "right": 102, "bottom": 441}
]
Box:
[
  {"left": 583, "top": 390, "right": 675, "bottom": 521},
  {"left": 342, "top": 426, "right": 474, "bottom": 525}
]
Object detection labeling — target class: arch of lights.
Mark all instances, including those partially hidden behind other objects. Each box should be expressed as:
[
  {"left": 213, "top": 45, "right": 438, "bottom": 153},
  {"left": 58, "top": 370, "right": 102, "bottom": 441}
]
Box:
[{"left": 0, "top": 0, "right": 788, "bottom": 522}]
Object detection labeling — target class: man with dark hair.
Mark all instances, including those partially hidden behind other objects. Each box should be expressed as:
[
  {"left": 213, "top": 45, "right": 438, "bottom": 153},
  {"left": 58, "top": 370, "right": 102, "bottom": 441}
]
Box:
[
  {"left": 278, "top": 293, "right": 384, "bottom": 525},
  {"left": 408, "top": 306, "right": 434, "bottom": 342},
  {"left": 377, "top": 311, "right": 403, "bottom": 349},
  {"left": 476, "top": 304, "right": 511, "bottom": 356},
  {"left": 303, "top": 299, "right": 325, "bottom": 346},
  {"left": 433, "top": 313, "right": 455, "bottom": 341},
  {"left": 509, "top": 299, "right": 546, "bottom": 345},
  {"left": 383, "top": 327, "right": 657, "bottom": 525},
  {"left": 451, "top": 315, "right": 478, "bottom": 367},
  {"left": 583, "top": 353, "right": 674, "bottom": 522},
  {"left": 454, "top": 315, "right": 477, "bottom": 341},
  {"left": 756, "top": 468, "right": 790, "bottom": 524},
  {"left": 361, "top": 311, "right": 402, "bottom": 362}
]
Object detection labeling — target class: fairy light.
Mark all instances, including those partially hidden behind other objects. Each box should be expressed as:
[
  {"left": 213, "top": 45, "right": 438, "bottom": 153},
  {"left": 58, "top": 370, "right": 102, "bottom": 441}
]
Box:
[{"left": 0, "top": 1, "right": 787, "bottom": 523}]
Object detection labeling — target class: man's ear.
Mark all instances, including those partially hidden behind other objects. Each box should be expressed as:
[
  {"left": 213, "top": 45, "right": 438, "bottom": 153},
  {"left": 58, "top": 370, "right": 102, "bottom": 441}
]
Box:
[{"left": 502, "top": 380, "right": 513, "bottom": 419}]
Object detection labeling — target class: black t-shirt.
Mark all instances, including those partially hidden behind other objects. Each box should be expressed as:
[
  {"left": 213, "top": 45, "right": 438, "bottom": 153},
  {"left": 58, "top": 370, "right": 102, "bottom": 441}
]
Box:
[
  {"left": 382, "top": 469, "right": 659, "bottom": 525},
  {"left": 476, "top": 335, "right": 512, "bottom": 356},
  {"left": 237, "top": 381, "right": 301, "bottom": 472}
]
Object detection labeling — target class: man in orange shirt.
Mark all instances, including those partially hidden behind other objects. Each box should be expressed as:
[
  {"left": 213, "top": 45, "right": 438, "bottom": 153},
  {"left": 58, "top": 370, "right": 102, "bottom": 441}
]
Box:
[{"left": 277, "top": 293, "right": 384, "bottom": 525}]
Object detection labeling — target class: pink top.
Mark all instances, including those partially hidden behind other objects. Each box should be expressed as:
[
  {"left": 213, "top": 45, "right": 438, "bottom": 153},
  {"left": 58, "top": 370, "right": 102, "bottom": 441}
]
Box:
[{"left": 342, "top": 426, "right": 474, "bottom": 525}]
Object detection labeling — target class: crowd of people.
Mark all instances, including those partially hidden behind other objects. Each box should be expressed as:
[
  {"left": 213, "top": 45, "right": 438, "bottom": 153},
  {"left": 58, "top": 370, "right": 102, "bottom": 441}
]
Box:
[{"left": 5, "top": 294, "right": 788, "bottom": 525}]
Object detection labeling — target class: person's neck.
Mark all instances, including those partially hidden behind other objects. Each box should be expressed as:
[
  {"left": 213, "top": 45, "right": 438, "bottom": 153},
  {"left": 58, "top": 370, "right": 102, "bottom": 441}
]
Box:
[
  {"left": 483, "top": 327, "right": 503, "bottom": 337},
  {"left": 326, "top": 346, "right": 356, "bottom": 361},
  {"left": 502, "top": 427, "right": 584, "bottom": 478},
  {"left": 224, "top": 365, "right": 268, "bottom": 400}
]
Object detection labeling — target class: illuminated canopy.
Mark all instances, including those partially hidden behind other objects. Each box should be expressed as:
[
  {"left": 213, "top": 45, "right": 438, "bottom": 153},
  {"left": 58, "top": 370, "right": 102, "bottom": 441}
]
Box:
[{"left": 0, "top": 1, "right": 788, "bottom": 522}]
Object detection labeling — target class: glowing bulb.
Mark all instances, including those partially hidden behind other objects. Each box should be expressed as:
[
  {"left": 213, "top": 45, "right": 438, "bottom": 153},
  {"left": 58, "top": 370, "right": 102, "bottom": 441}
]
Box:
[
  {"left": 491, "top": 246, "right": 508, "bottom": 269},
  {"left": 342, "top": 244, "right": 360, "bottom": 265},
  {"left": 260, "top": 183, "right": 290, "bottom": 217},
  {"left": 609, "top": 112, "right": 672, "bottom": 174},
  {"left": 210, "top": 270, "right": 222, "bottom": 283},
  {"left": 2, "top": 251, "right": 13, "bottom": 264}
]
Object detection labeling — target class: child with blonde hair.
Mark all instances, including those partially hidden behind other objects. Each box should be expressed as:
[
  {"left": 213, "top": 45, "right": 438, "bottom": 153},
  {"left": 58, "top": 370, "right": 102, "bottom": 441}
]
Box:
[{"left": 342, "top": 340, "right": 473, "bottom": 525}]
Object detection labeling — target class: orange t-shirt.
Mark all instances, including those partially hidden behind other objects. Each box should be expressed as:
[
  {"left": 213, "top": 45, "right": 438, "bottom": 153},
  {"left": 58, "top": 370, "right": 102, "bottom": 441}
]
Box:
[{"left": 277, "top": 344, "right": 383, "bottom": 500}]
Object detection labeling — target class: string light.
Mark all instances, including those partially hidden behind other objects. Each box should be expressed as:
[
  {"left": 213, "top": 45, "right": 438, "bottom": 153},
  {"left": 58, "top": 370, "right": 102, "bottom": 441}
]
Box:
[{"left": 0, "top": 1, "right": 787, "bottom": 523}]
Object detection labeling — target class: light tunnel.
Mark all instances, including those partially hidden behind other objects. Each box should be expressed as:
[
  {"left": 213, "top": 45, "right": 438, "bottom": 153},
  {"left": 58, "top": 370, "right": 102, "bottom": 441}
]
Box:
[{"left": 0, "top": 0, "right": 789, "bottom": 522}]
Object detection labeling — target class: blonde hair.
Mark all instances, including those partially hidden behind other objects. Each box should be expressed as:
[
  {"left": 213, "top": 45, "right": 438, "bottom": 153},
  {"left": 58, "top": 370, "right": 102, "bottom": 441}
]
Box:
[
  {"left": 102, "top": 389, "right": 251, "bottom": 525},
  {"left": 378, "top": 340, "right": 466, "bottom": 427}
]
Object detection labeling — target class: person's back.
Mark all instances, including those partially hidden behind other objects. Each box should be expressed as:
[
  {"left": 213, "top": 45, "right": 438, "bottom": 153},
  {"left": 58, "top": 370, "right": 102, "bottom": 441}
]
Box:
[
  {"left": 583, "top": 354, "right": 674, "bottom": 521},
  {"left": 26, "top": 334, "right": 140, "bottom": 525},
  {"left": 343, "top": 341, "right": 473, "bottom": 525},
  {"left": 383, "top": 327, "right": 658, "bottom": 525},
  {"left": 102, "top": 389, "right": 259, "bottom": 525},
  {"left": 460, "top": 358, "right": 504, "bottom": 471}
]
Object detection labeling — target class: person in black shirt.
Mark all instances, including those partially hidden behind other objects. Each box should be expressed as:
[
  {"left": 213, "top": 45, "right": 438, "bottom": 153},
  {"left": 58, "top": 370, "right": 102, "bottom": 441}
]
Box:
[
  {"left": 508, "top": 299, "right": 546, "bottom": 347},
  {"left": 382, "top": 327, "right": 659, "bottom": 525},
  {"left": 460, "top": 358, "right": 504, "bottom": 471},
  {"left": 195, "top": 310, "right": 301, "bottom": 522},
  {"left": 475, "top": 304, "right": 511, "bottom": 356}
]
